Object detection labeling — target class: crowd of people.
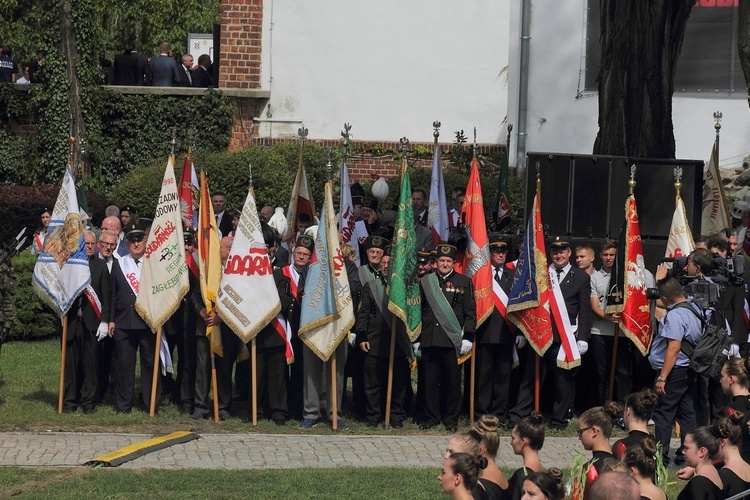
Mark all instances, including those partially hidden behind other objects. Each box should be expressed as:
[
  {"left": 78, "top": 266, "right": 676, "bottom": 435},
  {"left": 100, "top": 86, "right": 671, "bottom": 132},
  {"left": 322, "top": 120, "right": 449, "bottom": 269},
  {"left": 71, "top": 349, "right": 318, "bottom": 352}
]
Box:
[
  {"left": 0, "top": 39, "right": 213, "bottom": 88},
  {"left": 23, "top": 179, "right": 750, "bottom": 498}
]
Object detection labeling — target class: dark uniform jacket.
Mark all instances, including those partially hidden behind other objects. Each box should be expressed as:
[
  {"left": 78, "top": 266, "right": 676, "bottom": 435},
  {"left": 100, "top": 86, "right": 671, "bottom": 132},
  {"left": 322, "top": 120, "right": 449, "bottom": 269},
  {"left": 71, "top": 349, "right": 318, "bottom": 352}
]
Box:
[
  {"left": 109, "top": 258, "right": 149, "bottom": 331},
  {"left": 70, "top": 257, "right": 111, "bottom": 331},
  {"left": 419, "top": 270, "right": 477, "bottom": 348},
  {"left": 554, "top": 266, "right": 592, "bottom": 342},
  {"left": 355, "top": 279, "right": 408, "bottom": 358},
  {"left": 476, "top": 264, "right": 514, "bottom": 344}
]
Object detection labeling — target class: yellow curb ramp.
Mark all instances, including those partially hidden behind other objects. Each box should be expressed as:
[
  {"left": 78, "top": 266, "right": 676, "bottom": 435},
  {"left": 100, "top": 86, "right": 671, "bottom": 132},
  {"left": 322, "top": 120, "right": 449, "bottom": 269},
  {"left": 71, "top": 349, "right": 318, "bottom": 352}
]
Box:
[{"left": 85, "top": 431, "right": 199, "bottom": 467}]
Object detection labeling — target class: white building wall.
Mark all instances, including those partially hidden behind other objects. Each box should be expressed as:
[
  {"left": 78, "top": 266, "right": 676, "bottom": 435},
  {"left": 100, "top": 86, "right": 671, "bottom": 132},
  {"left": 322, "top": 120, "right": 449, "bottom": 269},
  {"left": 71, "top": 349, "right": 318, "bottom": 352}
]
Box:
[
  {"left": 507, "top": 0, "right": 750, "bottom": 173},
  {"left": 257, "top": 0, "right": 511, "bottom": 144}
]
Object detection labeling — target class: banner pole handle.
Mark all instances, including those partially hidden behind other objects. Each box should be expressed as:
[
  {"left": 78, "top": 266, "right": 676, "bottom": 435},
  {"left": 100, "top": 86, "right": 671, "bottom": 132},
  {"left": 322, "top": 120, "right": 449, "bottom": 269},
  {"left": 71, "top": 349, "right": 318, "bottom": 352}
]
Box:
[{"left": 58, "top": 315, "right": 69, "bottom": 414}]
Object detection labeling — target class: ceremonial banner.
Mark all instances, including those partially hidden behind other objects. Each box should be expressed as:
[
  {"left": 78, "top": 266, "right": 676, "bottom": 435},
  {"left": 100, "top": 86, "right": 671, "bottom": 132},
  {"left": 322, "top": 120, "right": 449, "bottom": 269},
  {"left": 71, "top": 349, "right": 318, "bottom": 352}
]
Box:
[
  {"left": 507, "top": 189, "right": 553, "bottom": 357},
  {"left": 388, "top": 160, "right": 422, "bottom": 341},
  {"left": 615, "top": 195, "right": 653, "bottom": 355},
  {"left": 135, "top": 156, "right": 190, "bottom": 332},
  {"left": 605, "top": 225, "right": 626, "bottom": 315},
  {"left": 339, "top": 161, "right": 359, "bottom": 266},
  {"left": 197, "top": 171, "right": 223, "bottom": 356},
  {"left": 216, "top": 187, "right": 281, "bottom": 343},
  {"left": 299, "top": 181, "right": 355, "bottom": 361},
  {"left": 427, "top": 144, "right": 449, "bottom": 245},
  {"left": 461, "top": 158, "right": 493, "bottom": 328},
  {"left": 33, "top": 165, "right": 91, "bottom": 317},
  {"left": 287, "top": 155, "right": 316, "bottom": 233},
  {"left": 665, "top": 194, "right": 694, "bottom": 259},
  {"left": 701, "top": 142, "right": 730, "bottom": 236},
  {"left": 178, "top": 156, "right": 199, "bottom": 230}
]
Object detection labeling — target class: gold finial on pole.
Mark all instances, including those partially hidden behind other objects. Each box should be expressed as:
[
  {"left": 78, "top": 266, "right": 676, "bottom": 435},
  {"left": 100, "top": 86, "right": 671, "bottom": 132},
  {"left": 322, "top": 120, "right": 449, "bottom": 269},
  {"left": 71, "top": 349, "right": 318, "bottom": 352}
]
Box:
[
  {"left": 673, "top": 166, "right": 683, "bottom": 197},
  {"left": 535, "top": 160, "right": 541, "bottom": 192},
  {"left": 629, "top": 164, "right": 637, "bottom": 196},
  {"left": 341, "top": 123, "right": 351, "bottom": 164},
  {"left": 326, "top": 149, "right": 333, "bottom": 181},
  {"left": 170, "top": 127, "right": 177, "bottom": 156},
  {"left": 433, "top": 121, "right": 441, "bottom": 144},
  {"left": 248, "top": 163, "right": 253, "bottom": 188},
  {"left": 473, "top": 127, "right": 477, "bottom": 159}
]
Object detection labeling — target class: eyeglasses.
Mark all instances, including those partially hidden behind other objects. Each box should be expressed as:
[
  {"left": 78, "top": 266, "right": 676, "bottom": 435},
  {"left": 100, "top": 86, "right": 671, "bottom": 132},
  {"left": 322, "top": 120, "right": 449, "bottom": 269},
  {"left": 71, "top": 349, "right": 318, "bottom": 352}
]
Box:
[
  {"left": 99, "top": 242, "right": 116, "bottom": 248},
  {"left": 577, "top": 426, "right": 594, "bottom": 437},
  {"left": 294, "top": 251, "right": 310, "bottom": 258}
]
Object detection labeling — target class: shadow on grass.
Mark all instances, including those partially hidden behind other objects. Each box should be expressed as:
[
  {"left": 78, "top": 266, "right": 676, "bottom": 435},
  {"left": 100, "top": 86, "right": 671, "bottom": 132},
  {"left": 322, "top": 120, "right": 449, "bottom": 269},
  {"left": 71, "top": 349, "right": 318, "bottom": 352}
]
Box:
[{"left": 21, "top": 382, "right": 57, "bottom": 408}]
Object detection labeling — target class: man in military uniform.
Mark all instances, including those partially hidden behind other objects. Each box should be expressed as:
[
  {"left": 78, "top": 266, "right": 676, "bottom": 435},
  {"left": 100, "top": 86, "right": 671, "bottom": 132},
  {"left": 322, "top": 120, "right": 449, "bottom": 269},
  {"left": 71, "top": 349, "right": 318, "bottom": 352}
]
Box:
[
  {"left": 63, "top": 230, "right": 111, "bottom": 413},
  {"left": 416, "top": 243, "right": 476, "bottom": 432},
  {"left": 356, "top": 245, "right": 409, "bottom": 428},
  {"left": 509, "top": 236, "right": 592, "bottom": 429},
  {"left": 473, "top": 234, "right": 525, "bottom": 423}
]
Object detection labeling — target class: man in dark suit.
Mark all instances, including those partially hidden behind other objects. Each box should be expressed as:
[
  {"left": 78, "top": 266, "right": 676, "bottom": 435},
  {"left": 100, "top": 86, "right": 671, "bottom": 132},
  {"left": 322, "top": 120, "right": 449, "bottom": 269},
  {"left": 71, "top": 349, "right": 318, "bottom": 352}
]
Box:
[
  {"left": 416, "top": 243, "right": 476, "bottom": 432},
  {"left": 356, "top": 246, "right": 409, "bottom": 428},
  {"left": 191, "top": 54, "right": 213, "bottom": 88},
  {"left": 509, "top": 236, "right": 592, "bottom": 429},
  {"left": 130, "top": 40, "right": 149, "bottom": 86},
  {"left": 63, "top": 230, "right": 111, "bottom": 413},
  {"left": 107, "top": 222, "right": 160, "bottom": 413},
  {"left": 111, "top": 40, "right": 139, "bottom": 86},
  {"left": 148, "top": 41, "right": 181, "bottom": 87},
  {"left": 177, "top": 53, "right": 194, "bottom": 87},
  {"left": 212, "top": 192, "right": 233, "bottom": 238},
  {"left": 472, "top": 234, "right": 525, "bottom": 423}
]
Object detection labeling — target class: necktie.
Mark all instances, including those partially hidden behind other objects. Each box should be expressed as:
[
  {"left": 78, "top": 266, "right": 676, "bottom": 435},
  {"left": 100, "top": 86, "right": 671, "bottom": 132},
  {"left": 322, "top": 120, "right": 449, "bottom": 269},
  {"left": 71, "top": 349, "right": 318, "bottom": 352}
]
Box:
[
  {"left": 185, "top": 68, "right": 192, "bottom": 84},
  {"left": 494, "top": 267, "right": 502, "bottom": 285},
  {"left": 556, "top": 268, "right": 563, "bottom": 281},
  {"left": 134, "top": 259, "right": 140, "bottom": 266}
]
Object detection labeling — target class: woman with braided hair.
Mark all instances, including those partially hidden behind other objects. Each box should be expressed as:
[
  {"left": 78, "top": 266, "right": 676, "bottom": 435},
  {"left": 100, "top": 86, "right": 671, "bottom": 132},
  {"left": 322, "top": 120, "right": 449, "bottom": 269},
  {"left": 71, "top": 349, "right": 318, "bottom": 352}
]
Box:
[
  {"left": 471, "top": 415, "right": 510, "bottom": 499},
  {"left": 623, "top": 438, "right": 666, "bottom": 500},
  {"left": 508, "top": 412, "right": 545, "bottom": 500},
  {"left": 612, "top": 388, "right": 658, "bottom": 460},
  {"left": 719, "top": 357, "right": 750, "bottom": 461},
  {"left": 715, "top": 411, "right": 750, "bottom": 496},
  {"left": 676, "top": 427, "right": 723, "bottom": 500}
]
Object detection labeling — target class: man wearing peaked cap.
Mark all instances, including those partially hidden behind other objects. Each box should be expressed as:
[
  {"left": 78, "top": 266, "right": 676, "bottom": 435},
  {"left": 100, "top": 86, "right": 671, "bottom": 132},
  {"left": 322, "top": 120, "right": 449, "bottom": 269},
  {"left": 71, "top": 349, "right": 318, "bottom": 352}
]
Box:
[
  {"left": 509, "top": 235, "right": 592, "bottom": 430},
  {"left": 286, "top": 233, "right": 313, "bottom": 421},
  {"left": 416, "top": 248, "right": 432, "bottom": 277},
  {"left": 473, "top": 233, "right": 522, "bottom": 424},
  {"left": 416, "top": 242, "right": 476, "bottom": 432}
]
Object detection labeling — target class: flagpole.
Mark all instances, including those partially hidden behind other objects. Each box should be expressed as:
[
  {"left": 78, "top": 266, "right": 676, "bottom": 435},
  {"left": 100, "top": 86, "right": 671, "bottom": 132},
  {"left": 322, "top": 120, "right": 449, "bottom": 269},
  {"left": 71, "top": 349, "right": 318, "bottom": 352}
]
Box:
[
  {"left": 58, "top": 315, "right": 68, "bottom": 414},
  {"left": 290, "top": 127, "right": 308, "bottom": 232},
  {"left": 322, "top": 153, "right": 340, "bottom": 431},
  {"left": 533, "top": 165, "right": 541, "bottom": 413},
  {"left": 248, "top": 164, "right": 259, "bottom": 426},
  {"left": 385, "top": 138, "right": 409, "bottom": 429},
  {"left": 469, "top": 127, "right": 478, "bottom": 425},
  {"left": 150, "top": 326, "right": 163, "bottom": 416}
]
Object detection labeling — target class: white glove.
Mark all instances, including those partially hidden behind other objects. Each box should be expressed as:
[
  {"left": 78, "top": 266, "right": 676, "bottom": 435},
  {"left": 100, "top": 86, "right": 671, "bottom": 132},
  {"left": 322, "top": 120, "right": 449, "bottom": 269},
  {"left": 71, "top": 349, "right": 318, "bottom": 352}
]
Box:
[
  {"left": 515, "top": 335, "right": 527, "bottom": 349},
  {"left": 412, "top": 342, "right": 420, "bottom": 354},
  {"left": 348, "top": 332, "right": 356, "bottom": 347},
  {"left": 460, "top": 339, "right": 473, "bottom": 356},
  {"left": 729, "top": 344, "right": 740, "bottom": 358},
  {"left": 577, "top": 340, "right": 588, "bottom": 356},
  {"left": 96, "top": 322, "right": 108, "bottom": 341}
]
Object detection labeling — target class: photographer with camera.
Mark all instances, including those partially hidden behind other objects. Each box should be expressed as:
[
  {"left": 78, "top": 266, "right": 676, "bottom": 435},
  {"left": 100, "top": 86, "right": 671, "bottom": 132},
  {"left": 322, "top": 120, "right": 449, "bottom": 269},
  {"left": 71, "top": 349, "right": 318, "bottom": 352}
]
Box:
[{"left": 648, "top": 276, "right": 702, "bottom": 466}]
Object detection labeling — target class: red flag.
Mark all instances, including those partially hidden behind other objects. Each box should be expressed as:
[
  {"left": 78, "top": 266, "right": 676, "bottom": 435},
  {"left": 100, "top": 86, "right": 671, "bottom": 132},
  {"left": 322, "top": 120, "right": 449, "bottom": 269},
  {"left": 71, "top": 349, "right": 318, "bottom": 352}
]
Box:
[
  {"left": 178, "top": 156, "right": 198, "bottom": 230},
  {"left": 619, "top": 195, "right": 652, "bottom": 355},
  {"left": 461, "top": 158, "right": 494, "bottom": 327},
  {"left": 507, "top": 189, "right": 553, "bottom": 356}
]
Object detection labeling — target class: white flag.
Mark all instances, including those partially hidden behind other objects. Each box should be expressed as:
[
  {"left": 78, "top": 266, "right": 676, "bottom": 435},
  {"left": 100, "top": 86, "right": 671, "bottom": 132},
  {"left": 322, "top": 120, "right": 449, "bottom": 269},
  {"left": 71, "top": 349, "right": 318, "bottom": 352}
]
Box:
[
  {"left": 666, "top": 195, "right": 695, "bottom": 259},
  {"left": 135, "top": 156, "right": 190, "bottom": 332},
  {"left": 33, "top": 165, "right": 91, "bottom": 317},
  {"left": 427, "top": 144, "right": 449, "bottom": 244},
  {"left": 338, "top": 161, "right": 359, "bottom": 266},
  {"left": 701, "top": 142, "right": 730, "bottom": 236},
  {"left": 216, "top": 187, "right": 281, "bottom": 343}
]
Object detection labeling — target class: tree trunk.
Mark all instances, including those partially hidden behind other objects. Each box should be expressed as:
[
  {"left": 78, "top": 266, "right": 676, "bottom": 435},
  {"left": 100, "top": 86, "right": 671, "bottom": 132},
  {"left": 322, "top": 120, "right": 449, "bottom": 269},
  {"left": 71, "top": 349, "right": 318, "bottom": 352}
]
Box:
[
  {"left": 60, "top": 0, "right": 87, "bottom": 167},
  {"left": 740, "top": 0, "right": 750, "bottom": 109},
  {"left": 593, "top": 0, "right": 693, "bottom": 159}
]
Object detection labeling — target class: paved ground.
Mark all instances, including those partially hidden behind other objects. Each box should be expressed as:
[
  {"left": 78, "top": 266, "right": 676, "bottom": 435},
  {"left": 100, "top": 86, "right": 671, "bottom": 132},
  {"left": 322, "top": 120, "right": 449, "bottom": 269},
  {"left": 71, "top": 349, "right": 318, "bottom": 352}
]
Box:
[{"left": 0, "top": 432, "right": 682, "bottom": 469}]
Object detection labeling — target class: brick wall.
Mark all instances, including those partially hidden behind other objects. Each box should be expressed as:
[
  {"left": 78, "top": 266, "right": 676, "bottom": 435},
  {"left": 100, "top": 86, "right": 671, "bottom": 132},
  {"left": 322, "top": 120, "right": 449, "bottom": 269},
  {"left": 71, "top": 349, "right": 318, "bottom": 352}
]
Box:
[{"left": 219, "top": 0, "right": 263, "bottom": 88}]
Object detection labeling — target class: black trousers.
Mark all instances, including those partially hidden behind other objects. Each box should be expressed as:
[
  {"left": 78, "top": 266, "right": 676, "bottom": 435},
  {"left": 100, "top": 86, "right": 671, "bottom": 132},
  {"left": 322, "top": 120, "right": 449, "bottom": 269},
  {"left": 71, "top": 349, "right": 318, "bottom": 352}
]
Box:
[
  {"left": 509, "top": 343, "right": 573, "bottom": 428},
  {"left": 95, "top": 335, "right": 116, "bottom": 403},
  {"left": 474, "top": 342, "right": 514, "bottom": 419},
  {"left": 287, "top": 336, "right": 305, "bottom": 420},
  {"left": 194, "top": 328, "right": 239, "bottom": 413},
  {"left": 346, "top": 345, "right": 367, "bottom": 417},
  {"left": 179, "top": 322, "right": 197, "bottom": 409},
  {"left": 256, "top": 345, "right": 288, "bottom": 421},
  {"left": 589, "top": 335, "right": 632, "bottom": 405},
  {"left": 63, "top": 319, "right": 99, "bottom": 410},
  {"left": 363, "top": 354, "right": 408, "bottom": 423},
  {"left": 653, "top": 366, "right": 696, "bottom": 461},
  {"left": 422, "top": 346, "right": 461, "bottom": 428},
  {"left": 114, "top": 328, "right": 160, "bottom": 413}
]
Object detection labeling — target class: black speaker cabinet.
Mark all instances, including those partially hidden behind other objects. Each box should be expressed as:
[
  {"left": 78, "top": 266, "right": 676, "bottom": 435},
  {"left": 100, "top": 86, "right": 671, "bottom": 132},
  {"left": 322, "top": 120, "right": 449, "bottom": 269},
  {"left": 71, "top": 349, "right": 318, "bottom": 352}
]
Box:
[{"left": 524, "top": 153, "right": 704, "bottom": 240}]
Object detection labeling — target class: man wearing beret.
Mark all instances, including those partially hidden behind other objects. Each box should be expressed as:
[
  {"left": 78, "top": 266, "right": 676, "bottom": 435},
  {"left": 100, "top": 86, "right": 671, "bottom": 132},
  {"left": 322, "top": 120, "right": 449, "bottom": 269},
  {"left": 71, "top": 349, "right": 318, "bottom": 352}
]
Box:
[
  {"left": 509, "top": 236, "right": 592, "bottom": 429},
  {"left": 416, "top": 243, "right": 476, "bottom": 432},
  {"left": 473, "top": 234, "right": 525, "bottom": 424},
  {"left": 107, "top": 221, "right": 160, "bottom": 413}
]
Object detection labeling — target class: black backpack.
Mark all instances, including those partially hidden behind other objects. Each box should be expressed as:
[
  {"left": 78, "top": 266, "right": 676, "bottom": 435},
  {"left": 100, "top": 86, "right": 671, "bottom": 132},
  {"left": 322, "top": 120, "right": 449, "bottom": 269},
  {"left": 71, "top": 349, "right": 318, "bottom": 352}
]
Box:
[{"left": 670, "top": 302, "right": 733, "bottom": 379}]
